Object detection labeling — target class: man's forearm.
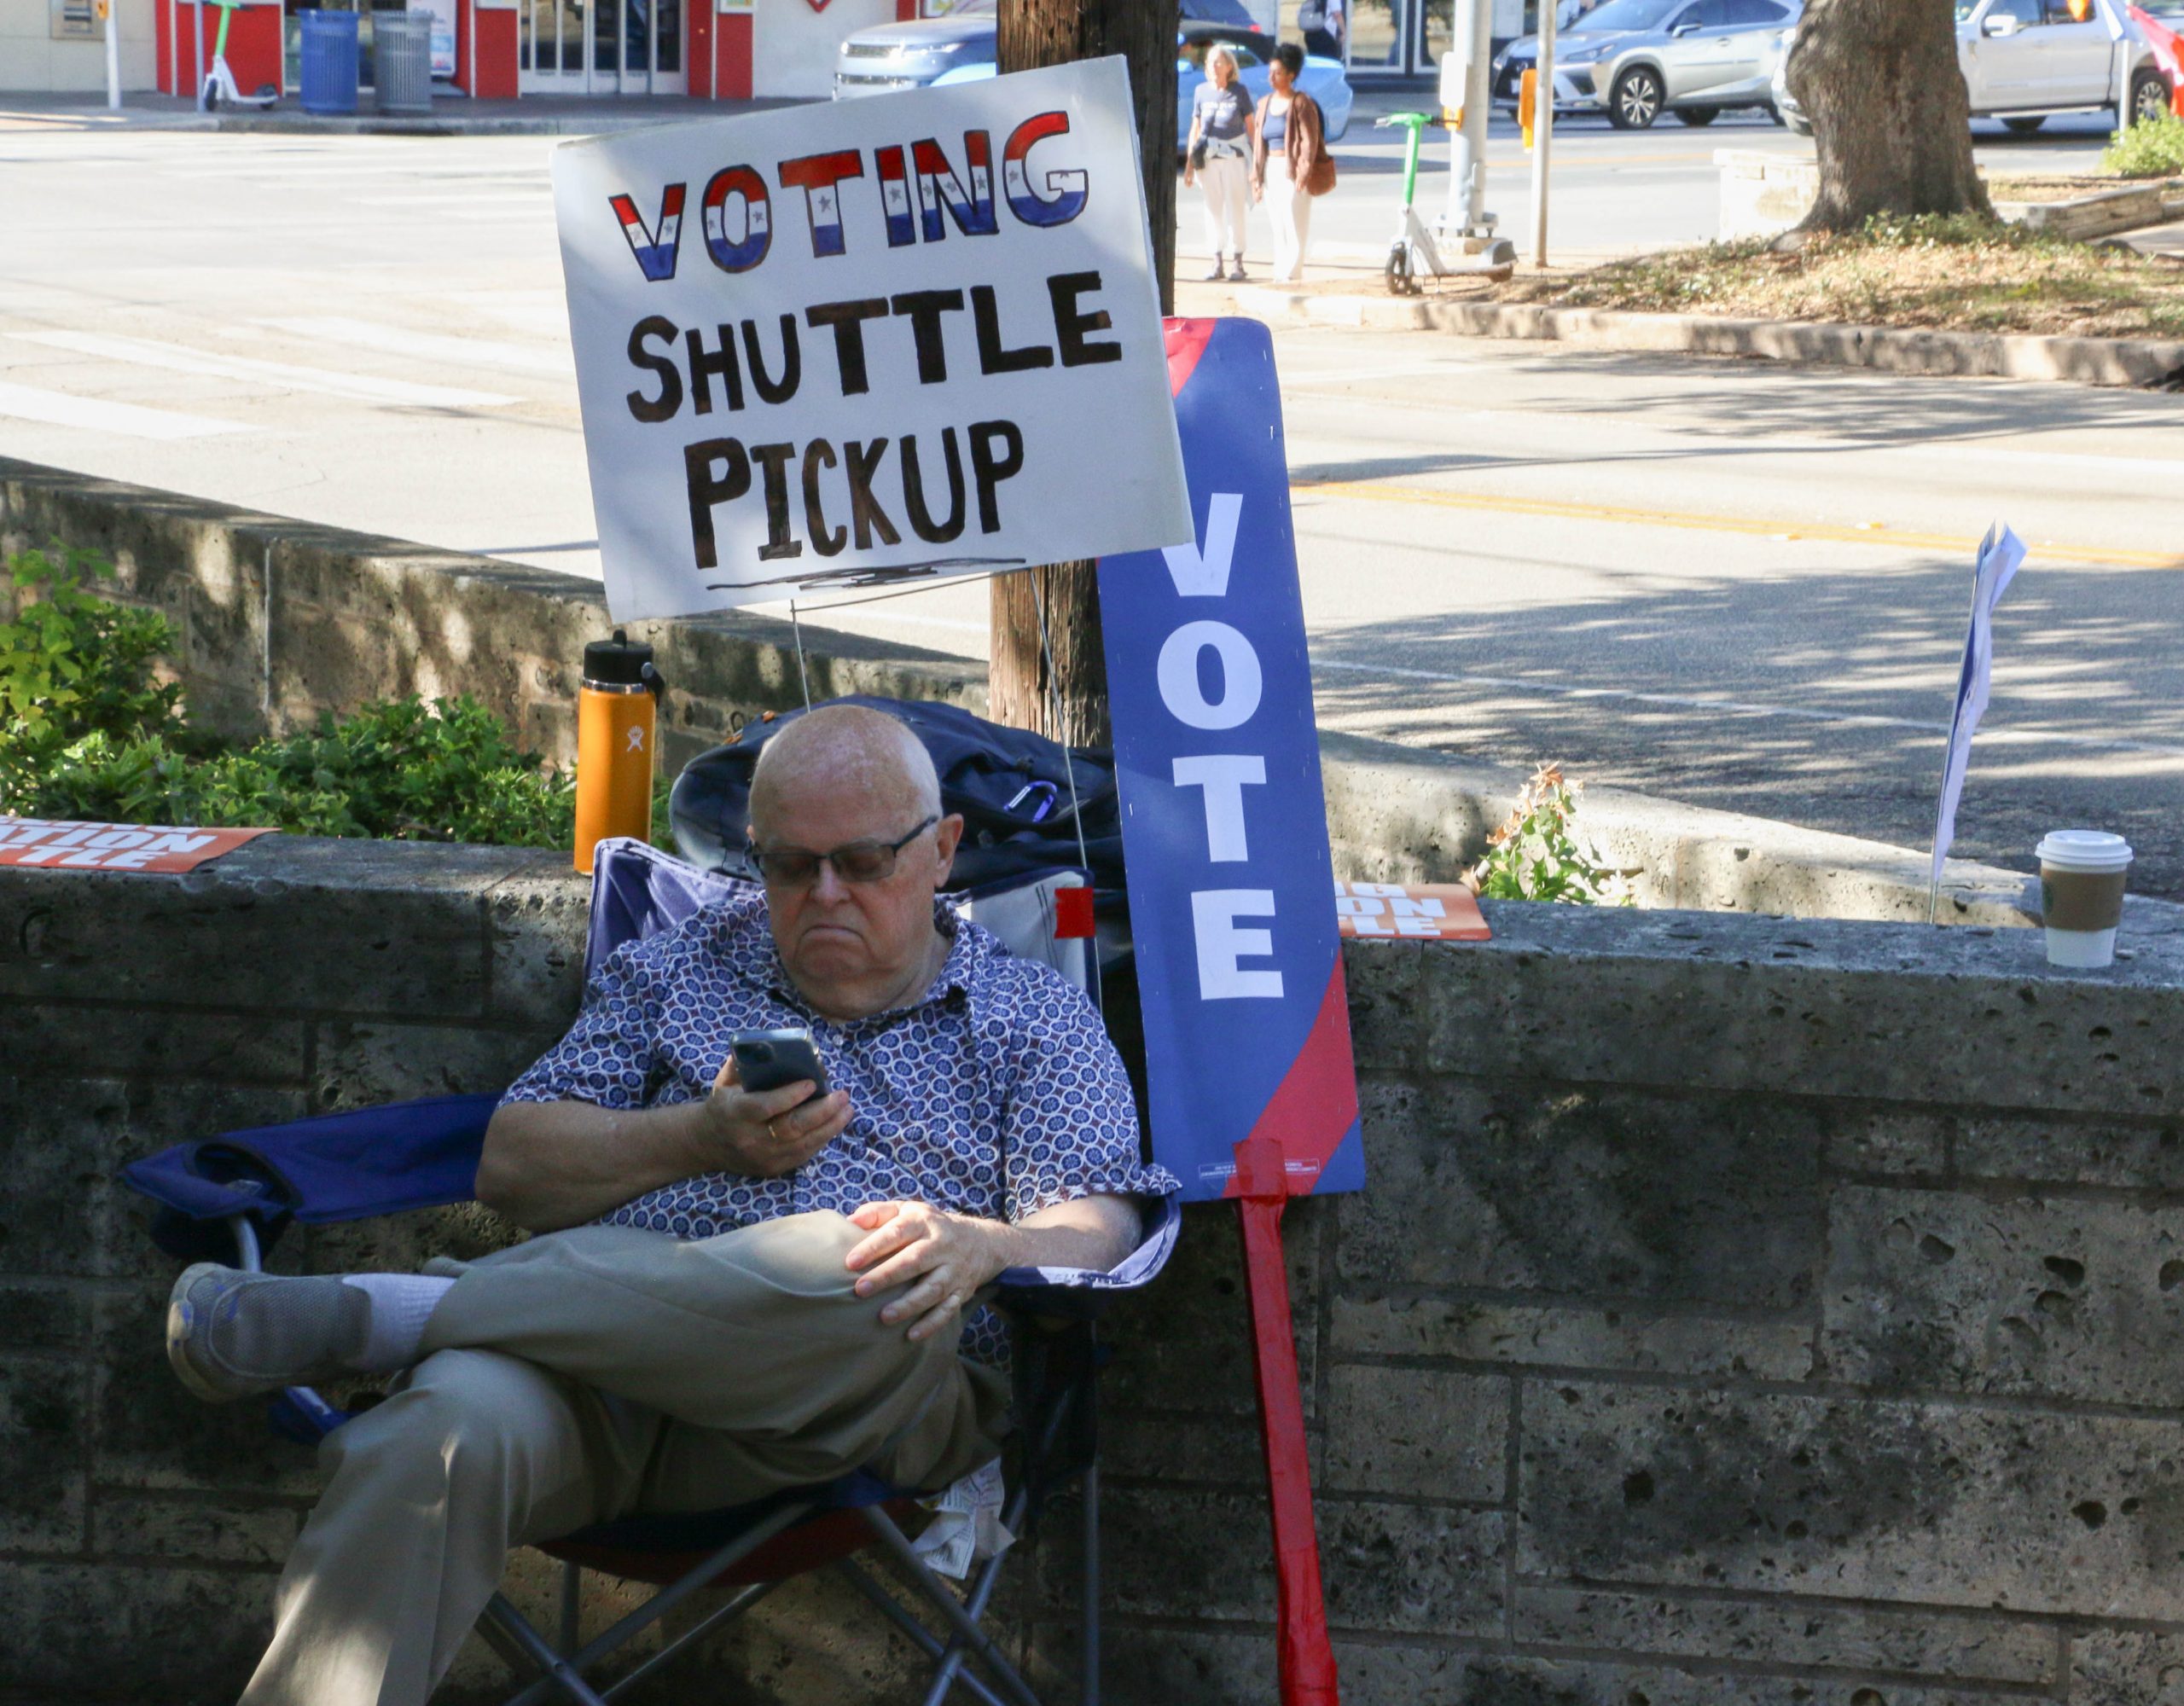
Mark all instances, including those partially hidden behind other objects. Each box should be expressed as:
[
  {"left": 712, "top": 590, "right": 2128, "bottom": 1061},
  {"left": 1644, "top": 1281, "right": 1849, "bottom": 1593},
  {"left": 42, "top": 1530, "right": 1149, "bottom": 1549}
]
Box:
[
  {"left": 980, "top": 1193, "right": 1141, "bottom": 1280},
  {"left": 478, "top": 1100, "right": 717, "bottom": 1233}
]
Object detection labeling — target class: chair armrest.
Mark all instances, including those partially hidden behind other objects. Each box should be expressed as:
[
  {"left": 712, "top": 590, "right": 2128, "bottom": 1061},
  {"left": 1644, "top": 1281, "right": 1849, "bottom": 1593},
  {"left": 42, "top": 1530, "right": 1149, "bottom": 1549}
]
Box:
[
  {"left": 121, "top": 1093, "right": 499, "bottom": 1263},
  {"left": 992, "top": 1194, "right": 1181, "bottom": 1320}
]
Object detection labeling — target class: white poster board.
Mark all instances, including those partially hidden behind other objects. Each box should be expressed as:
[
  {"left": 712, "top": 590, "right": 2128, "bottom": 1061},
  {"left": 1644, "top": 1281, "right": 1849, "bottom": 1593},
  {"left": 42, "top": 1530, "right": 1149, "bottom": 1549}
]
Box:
[
  {"left": 414, "top": 0, "right": 458, "bottom": 75},
  {"left": 551, "top": 57, "right": 1193, "bottom": 621}
]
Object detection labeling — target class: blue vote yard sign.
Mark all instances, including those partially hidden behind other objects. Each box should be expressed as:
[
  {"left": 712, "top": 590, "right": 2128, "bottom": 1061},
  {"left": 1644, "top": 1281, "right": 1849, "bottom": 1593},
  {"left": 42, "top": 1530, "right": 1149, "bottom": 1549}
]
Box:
[{"left": 1098, "top": 317, "right": 1363, "bottom": 1204}]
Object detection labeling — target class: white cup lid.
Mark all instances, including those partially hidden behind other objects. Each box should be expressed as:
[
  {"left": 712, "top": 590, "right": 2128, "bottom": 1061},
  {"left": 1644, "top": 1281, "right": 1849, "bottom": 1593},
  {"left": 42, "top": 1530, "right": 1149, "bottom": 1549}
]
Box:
[{"left": 2036, "top": 829, "right": 2133, "bottom": 873}]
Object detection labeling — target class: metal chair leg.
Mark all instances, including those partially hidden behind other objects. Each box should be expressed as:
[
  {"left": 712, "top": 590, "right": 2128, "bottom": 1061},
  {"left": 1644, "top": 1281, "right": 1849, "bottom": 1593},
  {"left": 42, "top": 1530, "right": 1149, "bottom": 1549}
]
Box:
[
  {"left": 1081, "top": 1461, "right": 1100, "bottom": 1706},
  {"left": 481, "top": 1593, "right": 613, "bottom": 1706},
  {"left": 558, "top": 1560, "right": 583, "bottom": 1654},
  {"left": 861, "top": 1506, "right": 1045, "bottom": 1706}
]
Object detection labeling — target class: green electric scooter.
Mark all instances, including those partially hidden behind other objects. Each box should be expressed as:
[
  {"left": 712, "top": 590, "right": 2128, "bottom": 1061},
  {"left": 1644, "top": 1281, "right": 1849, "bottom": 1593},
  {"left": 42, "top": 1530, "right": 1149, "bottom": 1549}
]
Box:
[
  {"left": 1374, "top": 112, "right": 1447, "bottom": 295},
  {"left": 198, "top": 0, "right": 279, "bottom": 112},
  {"left": 1374, "top": 109, "right": 1517, "bottom": 294}
]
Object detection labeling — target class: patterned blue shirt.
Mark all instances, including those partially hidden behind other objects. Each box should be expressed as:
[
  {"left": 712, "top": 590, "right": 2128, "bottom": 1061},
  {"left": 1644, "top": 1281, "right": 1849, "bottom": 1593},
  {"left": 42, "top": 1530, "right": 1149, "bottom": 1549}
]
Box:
[{"left": 502, "top": 892, "right": 1178, "bottom": 1369}]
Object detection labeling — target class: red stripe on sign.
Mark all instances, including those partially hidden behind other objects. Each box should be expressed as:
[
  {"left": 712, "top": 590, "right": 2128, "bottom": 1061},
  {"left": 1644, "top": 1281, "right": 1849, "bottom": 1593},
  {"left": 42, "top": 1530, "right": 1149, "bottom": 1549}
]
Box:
[
  {"left": 1226, "top": 955, "right": 1359, "bottom": 1198},
  {"left": 1164, "top": 317, "right": 1217, "bottom": 397}
]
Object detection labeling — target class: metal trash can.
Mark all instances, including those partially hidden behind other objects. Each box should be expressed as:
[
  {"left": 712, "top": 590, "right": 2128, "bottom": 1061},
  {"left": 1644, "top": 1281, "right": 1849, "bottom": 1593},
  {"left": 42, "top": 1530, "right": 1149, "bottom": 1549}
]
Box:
[
  {"left": 298, "top": 9, "right": 360, "bottom": 116},
  {"left": 373, "top": 11, "right": 434, "bottom": 117}
]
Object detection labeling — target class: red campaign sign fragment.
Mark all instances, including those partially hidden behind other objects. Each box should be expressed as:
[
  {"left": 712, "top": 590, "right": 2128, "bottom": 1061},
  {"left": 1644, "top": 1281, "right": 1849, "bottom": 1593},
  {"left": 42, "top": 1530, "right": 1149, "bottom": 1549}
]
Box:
[
  {"left": 1334, "top": 881, "right": 1491, "bottom": 942},
  {"left": 0, "top": 819, "right": 274, "bottom": 873}
]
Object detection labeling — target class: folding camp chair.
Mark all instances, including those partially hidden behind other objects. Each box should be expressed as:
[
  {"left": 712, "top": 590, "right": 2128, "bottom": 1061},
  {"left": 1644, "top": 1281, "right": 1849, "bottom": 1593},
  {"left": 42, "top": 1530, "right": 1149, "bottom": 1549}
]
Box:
[{"left": 123, "top": 836, "right": 1181, "bottom": 1706}]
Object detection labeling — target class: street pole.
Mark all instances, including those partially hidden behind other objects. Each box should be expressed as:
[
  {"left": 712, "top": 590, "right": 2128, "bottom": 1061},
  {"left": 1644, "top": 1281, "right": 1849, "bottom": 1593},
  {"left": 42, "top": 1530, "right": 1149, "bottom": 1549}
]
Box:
[
  {"left": 1448, "top": 0, "right": 1494, "bottom": 238},
  {"left": 102, "top": 0, "right": 121, "bottom": 109},
  {"left": 1530, "top": 0, "right": 1555, "bottom": 264}
]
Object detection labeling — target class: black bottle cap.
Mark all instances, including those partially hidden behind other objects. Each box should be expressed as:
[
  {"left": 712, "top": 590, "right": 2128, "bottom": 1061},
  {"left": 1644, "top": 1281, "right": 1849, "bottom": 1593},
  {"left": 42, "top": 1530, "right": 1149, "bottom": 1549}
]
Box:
[{"left": 583, "top": 628, "right": 653, "bottom": 688}]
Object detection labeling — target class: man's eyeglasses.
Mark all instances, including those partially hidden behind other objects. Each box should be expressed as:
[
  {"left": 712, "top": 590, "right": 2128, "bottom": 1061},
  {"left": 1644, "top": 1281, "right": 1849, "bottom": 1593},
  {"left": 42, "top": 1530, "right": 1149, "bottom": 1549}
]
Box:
[{"left": 749, "top": 815, "right": 939, "bottom": 887}]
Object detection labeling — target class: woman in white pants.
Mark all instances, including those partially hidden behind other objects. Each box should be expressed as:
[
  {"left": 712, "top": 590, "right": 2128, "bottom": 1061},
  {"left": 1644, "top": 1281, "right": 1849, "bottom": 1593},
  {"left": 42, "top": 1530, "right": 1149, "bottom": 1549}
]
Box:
[
  {"left": 1252, "top": 43, "right": 1329, "bottom": 285},
  {"left": 1184, "top": 45, "right": 1258, "bottom": 281}
]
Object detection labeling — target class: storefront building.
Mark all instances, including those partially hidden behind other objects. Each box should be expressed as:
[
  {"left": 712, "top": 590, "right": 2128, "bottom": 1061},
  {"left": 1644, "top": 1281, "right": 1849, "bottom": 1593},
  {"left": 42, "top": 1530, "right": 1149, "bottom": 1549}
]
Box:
[{"left": 131, "top": 0, "right": 916, "bottom": 102}]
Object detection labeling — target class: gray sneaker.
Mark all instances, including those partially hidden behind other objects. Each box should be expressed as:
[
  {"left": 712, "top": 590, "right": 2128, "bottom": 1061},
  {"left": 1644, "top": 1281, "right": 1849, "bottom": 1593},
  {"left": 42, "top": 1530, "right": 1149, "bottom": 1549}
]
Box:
[{"left": 165, "top": 1263, "right": 370, "bottom": 1403}]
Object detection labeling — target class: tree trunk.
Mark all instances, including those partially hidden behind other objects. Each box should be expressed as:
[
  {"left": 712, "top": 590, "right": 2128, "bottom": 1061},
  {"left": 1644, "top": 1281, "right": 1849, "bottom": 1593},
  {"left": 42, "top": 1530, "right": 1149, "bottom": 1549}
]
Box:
[
  {"left": 1786, "top": 0, "right": 1992, "bottom": 231},
  {"left": 986, "top": 0, "right": 1177, "bottom": 747}
]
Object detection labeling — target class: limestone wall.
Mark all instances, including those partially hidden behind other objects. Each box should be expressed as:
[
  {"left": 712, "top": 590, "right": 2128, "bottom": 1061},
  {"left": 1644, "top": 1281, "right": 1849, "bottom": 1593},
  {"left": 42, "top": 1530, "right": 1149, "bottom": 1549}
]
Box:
[{"left": 8, "top": 836, "right": 2184, "bottom": 1703}]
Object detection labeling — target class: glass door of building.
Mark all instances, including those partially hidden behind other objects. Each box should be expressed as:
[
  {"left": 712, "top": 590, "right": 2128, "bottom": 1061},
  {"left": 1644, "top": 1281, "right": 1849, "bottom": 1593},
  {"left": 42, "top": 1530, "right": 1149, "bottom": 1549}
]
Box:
[
  {"left": 1345, "top": 0, "right": 1455, "bottom": 76},
  {"left": 520, "top": 0, "right": 681, "bottom": 91}
]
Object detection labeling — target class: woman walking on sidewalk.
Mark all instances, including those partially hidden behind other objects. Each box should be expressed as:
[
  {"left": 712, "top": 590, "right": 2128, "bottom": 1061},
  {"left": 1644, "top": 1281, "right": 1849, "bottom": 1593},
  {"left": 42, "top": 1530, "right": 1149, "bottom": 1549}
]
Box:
[
  {"left": 1252, "top": 43, "right": 1332, "bottom": 285},
  {"left": 1185, "top": 44, "right": 1258, "bottom": 281}
]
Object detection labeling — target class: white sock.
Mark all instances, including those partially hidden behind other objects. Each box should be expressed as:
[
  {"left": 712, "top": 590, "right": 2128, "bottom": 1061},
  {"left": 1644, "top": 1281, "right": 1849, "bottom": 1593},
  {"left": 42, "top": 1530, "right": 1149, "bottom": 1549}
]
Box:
[{"left": 340, "top": 1274, "right": 455, "bottom": 1372}]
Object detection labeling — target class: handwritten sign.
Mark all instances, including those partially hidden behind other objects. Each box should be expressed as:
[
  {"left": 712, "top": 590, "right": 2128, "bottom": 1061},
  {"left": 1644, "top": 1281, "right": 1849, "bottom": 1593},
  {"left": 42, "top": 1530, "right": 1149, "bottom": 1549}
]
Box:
[
  {"left": 1334, "top": 880, "right": 1490, "bottom": 941},
  {"left": 0, "top": 820, "right": 273, "bottom": 873},
  {"left": 552, "top": 57, "right": 1191, "bottom": 619}
]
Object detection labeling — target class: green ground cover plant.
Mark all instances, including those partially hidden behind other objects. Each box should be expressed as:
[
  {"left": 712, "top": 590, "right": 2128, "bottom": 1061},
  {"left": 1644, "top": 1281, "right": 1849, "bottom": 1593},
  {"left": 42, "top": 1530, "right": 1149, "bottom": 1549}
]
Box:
[
  {"left": 0, "top": 545, "right": 602, "bottom": 847},
  {"left": 2102, "top": 113, "right": 2184, "bottom": 178}
]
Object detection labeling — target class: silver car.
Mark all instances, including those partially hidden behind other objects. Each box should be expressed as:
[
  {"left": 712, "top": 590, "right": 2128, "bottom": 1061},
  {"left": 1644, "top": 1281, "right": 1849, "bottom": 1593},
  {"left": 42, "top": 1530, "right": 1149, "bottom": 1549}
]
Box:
[
  {"left": 834, "top": 0, "right": 997, "bottom": 99},
  {"left": 1496, "top": 0, "right": 1803, "bottom": 130},
  {"left": 1772, "top": 0, "right": 2169, "bottom": 136}
]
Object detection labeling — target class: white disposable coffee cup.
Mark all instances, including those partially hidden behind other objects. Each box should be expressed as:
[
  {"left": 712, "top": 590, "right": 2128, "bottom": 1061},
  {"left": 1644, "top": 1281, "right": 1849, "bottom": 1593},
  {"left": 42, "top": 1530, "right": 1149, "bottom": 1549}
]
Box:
[{"left": 2036, "top": 830, "right": 2132, "bottom": 968}]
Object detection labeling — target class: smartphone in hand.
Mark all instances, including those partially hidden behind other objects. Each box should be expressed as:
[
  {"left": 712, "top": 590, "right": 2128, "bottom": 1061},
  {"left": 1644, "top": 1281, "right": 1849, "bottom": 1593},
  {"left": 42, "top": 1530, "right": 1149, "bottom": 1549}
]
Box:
[{"left": 730, "top": 1029, "right": 829, "bottom": 1101}]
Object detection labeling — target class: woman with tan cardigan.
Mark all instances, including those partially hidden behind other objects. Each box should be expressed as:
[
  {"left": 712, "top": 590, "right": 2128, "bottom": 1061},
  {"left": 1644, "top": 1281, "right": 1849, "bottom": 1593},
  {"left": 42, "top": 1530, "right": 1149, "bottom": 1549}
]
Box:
[{"left": 1250, "top": 42, "right": 1329, "bottom": 284}]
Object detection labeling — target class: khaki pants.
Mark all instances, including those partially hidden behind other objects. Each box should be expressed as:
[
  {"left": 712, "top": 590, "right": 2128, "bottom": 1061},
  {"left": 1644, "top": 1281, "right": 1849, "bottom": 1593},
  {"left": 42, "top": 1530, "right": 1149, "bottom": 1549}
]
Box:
[
  {"left": 1265, "top": 156, "right": 1314, "bottom": 282},
  {"left": 238, "top": 1213, "right": 1011, "bottom": 1706}
]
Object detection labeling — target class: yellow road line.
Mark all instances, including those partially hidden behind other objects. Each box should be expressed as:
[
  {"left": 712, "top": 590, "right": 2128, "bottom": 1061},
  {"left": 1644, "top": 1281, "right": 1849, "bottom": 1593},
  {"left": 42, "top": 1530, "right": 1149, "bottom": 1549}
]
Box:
[{"left": 1295, "top": 479, "right": 2184, "bottom": 571}]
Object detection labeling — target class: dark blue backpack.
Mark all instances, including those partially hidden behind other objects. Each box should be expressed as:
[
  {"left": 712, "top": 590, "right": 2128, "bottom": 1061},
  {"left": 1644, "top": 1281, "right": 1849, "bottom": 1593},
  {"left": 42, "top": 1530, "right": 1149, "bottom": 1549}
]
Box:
[{"left": 669, "top": 696, "right": 1126, "bottom": 908}]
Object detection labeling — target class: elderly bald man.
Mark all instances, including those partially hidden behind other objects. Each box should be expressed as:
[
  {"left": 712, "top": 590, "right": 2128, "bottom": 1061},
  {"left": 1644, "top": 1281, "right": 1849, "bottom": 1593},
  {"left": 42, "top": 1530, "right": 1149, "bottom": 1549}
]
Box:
[{"left": 163, "top": 703, "right": 1178, "bottom": 1706}]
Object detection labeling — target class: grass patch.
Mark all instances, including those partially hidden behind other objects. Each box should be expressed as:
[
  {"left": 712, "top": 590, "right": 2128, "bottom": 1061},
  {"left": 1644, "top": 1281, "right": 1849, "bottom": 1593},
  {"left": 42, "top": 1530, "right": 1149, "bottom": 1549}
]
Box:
[{"left": 1487, "top": 213, "right": 2184, "bottom": 339}]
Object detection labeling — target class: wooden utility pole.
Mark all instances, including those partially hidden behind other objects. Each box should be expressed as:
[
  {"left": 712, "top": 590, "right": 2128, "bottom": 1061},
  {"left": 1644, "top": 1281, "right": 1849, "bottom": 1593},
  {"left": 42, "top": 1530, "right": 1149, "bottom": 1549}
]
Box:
[{"left": 989, "top": 0, "right": 1177, "bottom": 746}]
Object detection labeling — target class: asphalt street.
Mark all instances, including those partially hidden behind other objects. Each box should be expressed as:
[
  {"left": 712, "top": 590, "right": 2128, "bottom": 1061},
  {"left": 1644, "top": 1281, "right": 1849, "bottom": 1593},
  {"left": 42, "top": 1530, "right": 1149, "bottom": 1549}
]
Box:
[{"left": 4, "top": 115, "right": 2182, "bottom": 898}]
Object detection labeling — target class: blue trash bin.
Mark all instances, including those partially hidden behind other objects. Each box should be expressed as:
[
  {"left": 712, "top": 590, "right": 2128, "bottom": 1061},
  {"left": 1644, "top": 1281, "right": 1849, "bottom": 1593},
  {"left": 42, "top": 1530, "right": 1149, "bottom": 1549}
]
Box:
[{"left": 299, "top": 10, "right": 361, "bottom": 117}]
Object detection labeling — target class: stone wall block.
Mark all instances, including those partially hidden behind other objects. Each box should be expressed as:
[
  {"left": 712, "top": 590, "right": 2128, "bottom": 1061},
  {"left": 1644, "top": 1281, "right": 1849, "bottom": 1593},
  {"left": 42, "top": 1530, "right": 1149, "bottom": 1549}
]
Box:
[
  {"left": 0, "top": 1278, "right": 90, "bottom": 1350},
  {"left": 485, "top": 864, "right": 592, "bottom": 1029},
  {"left": 1335, "top": 1079, "right": 1824, "bottom": 1310},
  {"left": 90, "top": 1494, "right": 299, "bottom": 1568},
  {"left": 1824, "top": 1185, "right": 2184, "bottom": 1405},
  {"left": 0, "top": 839, "right": 534, "bottom": 1015},
  {"left": 1827, "top": 1110, "right": 1951, "bottom": 1176},
  {"left": 1048, "top": 1485, "right": 1503, "bottom": 1638},
  {"left": 1339, "top": 938, "right": 1426, "bottom": 1071},
  {"left": 1333, "top": 1294, "right": 1815, "bottom": 1381},
  {"left": 1414, "top": 913, "right": 2184, "bottom": 1117},
  {"left": 313, "top": 1021, "right": 556, "bottom": 1111},
  {"left": 1103, "top": 1198, "right": 1319, "bottom": 1420},
  {"left": 1514, "top": 1586, "right": 2057, "bottom": 1686},
  {"left": 8, "top": 1005, "right": 306, "bottom": 1088},
  {"left": 0, "top": 1560, "right": 275, "bottom": 1701},
  {"left": 1336, "top": 1645, "right": 2044, "bottom": 1705},
  {"left": 2071, "top": 1628, "right": 2184, "bottom": 1706},
  {"left": 90, "top": 1289, "right": 320, "bottom": 1499},
  {"left": 1955, "top": 1111, "right": 2184, "bottom": 1190},
  {"left": 1322, "top": 1365, "right": 1510, "bottom": 1503},
  {"left": 1520, "top": 1380, "right": 2184, "bottom": 1619},
  {"left": 0, "top": 1355, "right": 88, "bottom": 1552}
]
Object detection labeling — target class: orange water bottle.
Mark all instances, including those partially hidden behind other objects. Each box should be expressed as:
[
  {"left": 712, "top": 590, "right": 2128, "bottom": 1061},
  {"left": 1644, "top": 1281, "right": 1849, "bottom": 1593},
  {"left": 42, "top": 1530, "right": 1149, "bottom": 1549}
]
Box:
[{"left": 575, "top": 629, "right": 665, "bottom": 873}]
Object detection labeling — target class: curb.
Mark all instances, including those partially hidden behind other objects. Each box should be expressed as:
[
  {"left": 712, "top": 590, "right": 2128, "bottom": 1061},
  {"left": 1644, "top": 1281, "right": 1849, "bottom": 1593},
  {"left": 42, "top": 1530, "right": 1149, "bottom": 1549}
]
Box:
[
  {"left": 206, "top": 113, "right": 679, "bottom": 136},
  {"left": 1234, "top": 287, "right": 2184, "bottom": 388}
]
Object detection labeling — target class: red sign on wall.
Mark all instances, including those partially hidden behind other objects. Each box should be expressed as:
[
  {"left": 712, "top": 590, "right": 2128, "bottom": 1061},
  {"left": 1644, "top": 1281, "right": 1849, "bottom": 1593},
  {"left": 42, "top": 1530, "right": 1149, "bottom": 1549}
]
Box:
[
  {"left": 1333, "top": 881, "right": 1491, "bottom": 941},
  {"left": 0, "top": 819, "right": 273, "bottom": 873}
]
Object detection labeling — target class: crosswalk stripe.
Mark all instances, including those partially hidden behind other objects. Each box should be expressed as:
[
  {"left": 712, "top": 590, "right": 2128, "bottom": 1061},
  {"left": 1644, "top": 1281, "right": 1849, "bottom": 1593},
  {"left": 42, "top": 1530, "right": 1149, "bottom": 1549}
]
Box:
[
  {"left": 0, "top": 380, "right": 247, "bottom": 440},
  {"left": 11, "top": 330, "right": 520, "bottom": 409},
  {"left": 253, "top": 316, "right": 572, "bottom": 378}
]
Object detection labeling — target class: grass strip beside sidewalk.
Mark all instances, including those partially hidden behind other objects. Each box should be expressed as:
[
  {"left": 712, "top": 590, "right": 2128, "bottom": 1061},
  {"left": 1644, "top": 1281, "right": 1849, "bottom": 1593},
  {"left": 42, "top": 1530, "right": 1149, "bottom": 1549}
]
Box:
[{"left": 1487, "top": 215, "right": 2184, "bottom": 341}]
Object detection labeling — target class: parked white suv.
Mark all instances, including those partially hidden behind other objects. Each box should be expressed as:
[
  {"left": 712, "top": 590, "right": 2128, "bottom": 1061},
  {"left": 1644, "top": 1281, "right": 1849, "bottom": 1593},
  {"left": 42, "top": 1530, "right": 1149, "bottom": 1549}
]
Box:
[{"left": 1773, "top": 0, "right": 2170, "bottom": 135}]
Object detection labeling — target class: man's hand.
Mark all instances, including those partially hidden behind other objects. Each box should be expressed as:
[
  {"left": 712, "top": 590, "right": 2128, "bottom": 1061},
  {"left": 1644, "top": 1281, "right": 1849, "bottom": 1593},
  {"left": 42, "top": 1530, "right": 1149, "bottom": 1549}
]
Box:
[
  {"left": 702, "top": 1054, "right": 852, "bottom": 1179},
  {"left": 845, "top": 1201, "right": 1017, "bottom": 1343}
]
